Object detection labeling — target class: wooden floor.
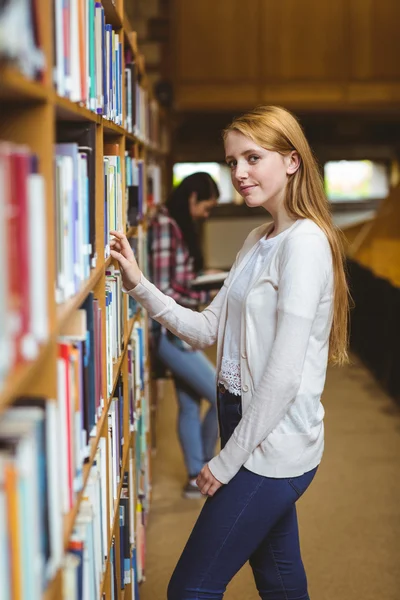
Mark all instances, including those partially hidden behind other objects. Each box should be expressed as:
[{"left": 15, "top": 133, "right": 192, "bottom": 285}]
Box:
[{"left": 141, "top": 352, "right": 400, "bottom": 600}]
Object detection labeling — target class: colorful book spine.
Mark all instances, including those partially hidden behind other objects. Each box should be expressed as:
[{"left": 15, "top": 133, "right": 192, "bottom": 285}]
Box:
[{"left": 0, "top": 143, "right": 48, "bottom": 391}]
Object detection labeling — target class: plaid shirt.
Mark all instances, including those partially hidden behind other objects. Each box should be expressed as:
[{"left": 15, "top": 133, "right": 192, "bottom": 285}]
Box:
[{"left": 148, "top": 207, "right": 208, "bottom": 309}]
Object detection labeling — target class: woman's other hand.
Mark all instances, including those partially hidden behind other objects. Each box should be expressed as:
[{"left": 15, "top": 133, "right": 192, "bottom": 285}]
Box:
[
  {"left": 196, "top": 464, "right": 223, "bottom": 497},
  {"left": 109, "top": 230, "right": 142, "bottom": 290}
]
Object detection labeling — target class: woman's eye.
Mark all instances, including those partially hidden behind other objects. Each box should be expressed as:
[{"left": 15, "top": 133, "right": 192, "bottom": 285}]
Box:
[
  {"left": 227, "top": 160, "right": 236, "bottom": 168},
  {"left": 248, "top": 155, "right": 260, "bottom": 164}
]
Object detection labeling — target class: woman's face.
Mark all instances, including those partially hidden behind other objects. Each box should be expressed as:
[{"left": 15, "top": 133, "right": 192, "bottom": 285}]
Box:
[
  {"left": 189, "top": 193, "right": 218, "bottom": 220},
  {"left": 224, "top": 130, "right": 299, "bottom": 212}
]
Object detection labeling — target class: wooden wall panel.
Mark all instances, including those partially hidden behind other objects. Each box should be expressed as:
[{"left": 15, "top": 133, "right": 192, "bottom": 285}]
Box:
[
  {"left": 350, "top": 0, "right": 400, "bottom": 80},
  {"left": 173, "top": 0, "right": 400, "bottom": 111},
  {"left": 260, "top": 0, "right": 348, "bottom": 81},
  {"left": 175, "top": 0, "right": 259, "bottom": 82}
]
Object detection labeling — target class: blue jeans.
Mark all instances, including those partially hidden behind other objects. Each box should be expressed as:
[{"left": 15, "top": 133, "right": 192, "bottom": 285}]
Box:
[
  {"left": 168, "top": 386, "right": 318, "bottom": 600},
  {"left": 157, "top": 333, "right": 218, "bottom": 478}
]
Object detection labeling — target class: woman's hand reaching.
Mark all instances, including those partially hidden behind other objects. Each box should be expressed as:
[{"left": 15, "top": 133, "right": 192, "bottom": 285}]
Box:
[{"left": 109, "top": 230, "right": 142, "bottom": 291}]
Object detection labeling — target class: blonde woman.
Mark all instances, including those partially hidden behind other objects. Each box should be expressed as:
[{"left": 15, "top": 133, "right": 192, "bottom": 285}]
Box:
[{"left": 110, "top": 106, "right": 350, "bottom": 600}]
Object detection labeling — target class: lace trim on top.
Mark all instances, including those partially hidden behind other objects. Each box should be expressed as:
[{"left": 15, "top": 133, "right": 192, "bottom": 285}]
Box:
[{"left": 218, "top": 357, "right": 241, "bottom": 396}]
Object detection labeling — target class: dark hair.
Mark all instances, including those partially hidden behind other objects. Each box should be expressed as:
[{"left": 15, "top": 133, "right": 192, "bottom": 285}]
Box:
[{"left": 165, "top": 172, "right": 220, "bottom": 272}]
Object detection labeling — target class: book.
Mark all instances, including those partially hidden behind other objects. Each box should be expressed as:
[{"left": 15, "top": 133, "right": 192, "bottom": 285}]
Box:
[{"left": 190, "top": 271, "right": 229, "bottom": 290}]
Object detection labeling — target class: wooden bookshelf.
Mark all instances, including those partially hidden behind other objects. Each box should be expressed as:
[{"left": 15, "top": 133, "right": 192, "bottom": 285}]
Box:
[{"left": 0, "top": 0, "right": 168, "bottom": 597}]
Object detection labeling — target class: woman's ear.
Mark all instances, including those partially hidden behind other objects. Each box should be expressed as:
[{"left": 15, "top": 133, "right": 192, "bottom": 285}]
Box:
[{"left": 286, "top": 151, "right": 301, "bottom": 175}]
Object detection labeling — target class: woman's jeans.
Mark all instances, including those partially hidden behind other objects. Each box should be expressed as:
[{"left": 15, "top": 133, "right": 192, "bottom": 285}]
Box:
[
  {"left": 157, "top": 333, "right": 218, "bottom": 478},
  {"left": 168, "top": 385, "right": 318, "bottom": 600}
]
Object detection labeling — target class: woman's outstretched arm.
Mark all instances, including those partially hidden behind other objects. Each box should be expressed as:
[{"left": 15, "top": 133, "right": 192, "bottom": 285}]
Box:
[{"left": 110, "top": 230, "right": 235, "bottom": 349}]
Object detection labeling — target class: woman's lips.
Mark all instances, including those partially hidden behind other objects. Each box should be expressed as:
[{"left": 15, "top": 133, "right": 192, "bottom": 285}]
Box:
[{"left": 240, "top": 185, "right": 256, "bottom": 196}]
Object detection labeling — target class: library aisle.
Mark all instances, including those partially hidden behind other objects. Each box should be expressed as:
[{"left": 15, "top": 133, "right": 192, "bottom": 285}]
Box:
[{"left": 141, "top": 350, "right": 400, "bottom": 600}]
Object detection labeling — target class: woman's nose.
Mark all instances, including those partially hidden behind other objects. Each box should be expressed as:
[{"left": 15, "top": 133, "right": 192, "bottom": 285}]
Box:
[{"left": 235, "top": 164, "right": 248, "bottom": 180}]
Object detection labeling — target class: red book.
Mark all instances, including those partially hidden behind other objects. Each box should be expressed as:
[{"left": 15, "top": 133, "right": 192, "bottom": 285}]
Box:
[
  {"left": 11, "top": 149, "right": 32, "bottom": 363},
  {"left": 0, "top": 144, "right": 16, "bottom": 369}
]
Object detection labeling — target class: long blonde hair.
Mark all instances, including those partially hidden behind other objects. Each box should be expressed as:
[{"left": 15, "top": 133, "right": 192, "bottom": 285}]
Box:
[{"left": 224, "top": 105, "right": 350, "bottom": 366}]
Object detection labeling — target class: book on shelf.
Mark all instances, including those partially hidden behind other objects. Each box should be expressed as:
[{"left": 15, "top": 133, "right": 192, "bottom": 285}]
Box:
[
  {"left": 0, "top": 312, "right": 151, "bottom": 599},
  {"left": 0, "top": 396, "right": 64, "bottom": 600},
  {"left": 55, "top": 142, "right": 93, "bottom": 303},
  {"left": 0, "top": 0, "right": 45, "bottom": 80},
  {"left": 190, "top": 271, "right": 229, "bottom": 291},
  {"left": 104, "top": 143, "right": 123, "bottom": 259},
  {"left": 105, "top": 266, "right": 124, "bottom": 395},
  {"left": 0, "top": 142, "right": 48, "bottom": 390},
  {"left": 54, "top": 0, "right": 123, "bottom": 123},
  {"left": 124, "top": 51, "right": 137, "bottom": 134},
  {"left": 56, "top": 122, "right": 97, "bottom": 269},
  {"left": 64, "top": 437, "right": 108, "bottom": 599},
  {"left": 126, "top": 153, "right": 145, "bottom": 228}
]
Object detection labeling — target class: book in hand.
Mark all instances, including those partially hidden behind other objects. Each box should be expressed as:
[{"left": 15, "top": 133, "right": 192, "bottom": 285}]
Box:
[{"left": 190, "top": 271, "right": 229, "bottom": 291}]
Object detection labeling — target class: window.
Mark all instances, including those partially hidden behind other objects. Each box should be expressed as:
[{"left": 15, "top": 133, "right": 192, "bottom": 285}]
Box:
[{"left": 324, "top": 160, "right": 389, "bottom": 202}]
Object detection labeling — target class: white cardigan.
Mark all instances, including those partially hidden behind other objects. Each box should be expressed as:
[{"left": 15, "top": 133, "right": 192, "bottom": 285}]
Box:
[{"left": 127, "top": 218, "right": 334, "bottom": 484}]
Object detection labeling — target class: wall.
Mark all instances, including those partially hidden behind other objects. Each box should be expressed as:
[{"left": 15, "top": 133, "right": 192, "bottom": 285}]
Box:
[{"left": 172, "top": 0, "right": 400, "bottom": 112}]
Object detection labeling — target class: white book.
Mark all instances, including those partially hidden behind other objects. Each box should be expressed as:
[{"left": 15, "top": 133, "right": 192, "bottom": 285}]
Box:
[
  {"left": 45, "top": 400, "right": 63, "bottom": 581},
  {"left": 27, "top": 172, "right": 48, "bottom": 346},
  {"left": 63, "top": 553, "right": 80, "bottom": 600},
  {"left": 105, "top": 27, "right": 111, "bottom": 119},
  {"left": 54, "top": 0, "right": 64, "bottom": 95},
  {"left": 69, "top": 0, "right": 81, "bottom": 102},
  {"left": 85, "top": 471, "right": 102, "bottom": 591},
  {"left": 94, "top": 4, "right": 103, "bottom": 113},
  {"left": 85, "top": 0, "right": 91, "bottom": 109},
  {"left": 19, "top": 429, "right": 42, "bottom": 600},
  {"left": 98, "top": 438, "right": 108, "bottom": 566},
  {"left": 107, "top": 423, "right": 113, "bottom": 527},
  {"left": 190, "top": 271, "right": 229, "bottom": 290},
  {"left": 125, "top": 68, "right": 132, "bottom": 132},
  {"left": 60, "top": 155, "right": 75, "bottom": 300}
]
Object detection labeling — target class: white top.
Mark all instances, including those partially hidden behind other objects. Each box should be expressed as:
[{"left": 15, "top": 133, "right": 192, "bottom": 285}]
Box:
[
  {"left": 126, "top": 219, "right": 334, "bottom": 484},
  {"left": 219, "top": 235, "right": 279, "bottom": 395}
]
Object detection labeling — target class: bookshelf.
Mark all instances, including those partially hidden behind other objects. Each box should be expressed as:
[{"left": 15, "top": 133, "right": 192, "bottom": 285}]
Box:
[{"left": 0, "top": 0, "right": 169, "bottom": 598}]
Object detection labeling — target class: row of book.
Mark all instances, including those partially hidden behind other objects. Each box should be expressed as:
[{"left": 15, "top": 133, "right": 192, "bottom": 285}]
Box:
[
  {"left": 64, "top": 454, "right": 141, "bottom": 600},
  {"left": 0, "top": 137, "right": 156, "bottom": 397},
  {"left": 54, "top": 0, "right": 123, "bottom": 124},
  {"left": 0, "top": 313, "right": 149, "bottom": 599},
  {"left": 0, "top": 143, "right": 48, "bottom": 388},
  {"left": 53, "top": 0, "right": 153, "bottom": 141}
]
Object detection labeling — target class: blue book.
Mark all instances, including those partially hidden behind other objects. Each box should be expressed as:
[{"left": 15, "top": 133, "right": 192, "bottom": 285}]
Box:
[
  {"left": 100, "top": 6, "right": 106, "bottom": 115},
  {"left": 132, "top": 547, "right": 140, "bottom": 599},
  {"left": 68, "top": 546, "right": 83, "bottom": 600},
  {"left": 81, "top": 293, "right": 96, "bottom": 435}
]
